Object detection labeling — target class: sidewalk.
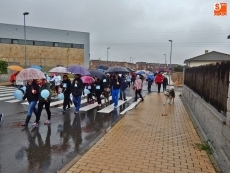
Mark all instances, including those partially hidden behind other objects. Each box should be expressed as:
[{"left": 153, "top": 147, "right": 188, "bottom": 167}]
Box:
[
  {"left": 64, "top": 92, "right": 216, "bottom": 173},
  {"left": 0, "top": 81, "right": 12, "bottom": 86}
]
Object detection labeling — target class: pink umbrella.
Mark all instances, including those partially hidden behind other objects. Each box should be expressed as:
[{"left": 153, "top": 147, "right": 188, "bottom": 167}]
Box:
[
  {"left": 16, "top": 68, "right": 46, "bottom": 80},
  {"left": 81, "top": 76, "right": 95, "bottom": 84}
]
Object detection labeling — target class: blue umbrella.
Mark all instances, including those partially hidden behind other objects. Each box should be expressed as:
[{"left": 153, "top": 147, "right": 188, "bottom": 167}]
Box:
[
  {"left": 67, "top": 65, "right": 90, "bottom": 75},
  {"left": 97, "top": 68, "right": 105, "bottom": 73},
  {"left": 147, "top": 75, "right": 154, "bottom": 81},
  {"left": 136, "top": 71, "right": 145, "bottom": 75},
  {"left": 30, "top": 65, "right": 42, "bottom": 70}
]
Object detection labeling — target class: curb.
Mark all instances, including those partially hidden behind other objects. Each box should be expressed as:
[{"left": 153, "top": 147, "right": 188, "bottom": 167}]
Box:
[{"left": 57, "top": 98, "right": 143, "bottom": 173}]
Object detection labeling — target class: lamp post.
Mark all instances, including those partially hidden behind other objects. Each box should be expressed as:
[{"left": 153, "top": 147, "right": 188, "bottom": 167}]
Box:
[
  {"left": 132, "top": 57, "right": 135, "bottom": 63},
  {"left": 107, "top": 47, "right": 110, "bottom": 61},
  {"left": 23, "top": 12, "right": 29, "bottom": 68},
  {"left": 164, "top": 54, "right": 166, "bottom": 65},
  {"left": 130, "top": 57, "right": 132, "bottom": 63},
  {"left": 169, "top": 40, "right": 173, "bottom": 85}
]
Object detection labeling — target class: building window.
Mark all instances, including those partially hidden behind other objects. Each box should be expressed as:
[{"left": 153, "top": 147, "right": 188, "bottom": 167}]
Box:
[
  {"left": 73, "top": 44, "right": 81, "bottom": 48},
  {"left": 34, "top": 41, "right": 44, "bottom": 46},
  {"left": 12, "top": 39, "right": 18, "bottom": 44},
  {"left": 65, "top": 43, "right": 72, "bottom": 48},
  {"left": 18, "top": 40, "right": 34, "bottom": 45},
  {"left": 54, "top": 42, "right": 59, "bottom": 47},
  {"left": 59, "top": 43, "right": 65, "bottom": 47},
  {"left": 44, "top": 42, "right": 53, "bottom": 47},
  {"left": 0, "top": 38, "right": 11, "bottom": 44},
  {"left": 80, "top": 44, "right": 84, "bottom": 49}
]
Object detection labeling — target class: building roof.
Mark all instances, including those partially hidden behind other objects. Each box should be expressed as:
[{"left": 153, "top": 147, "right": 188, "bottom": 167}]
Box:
[
  {"left": 0, "top": 23, "right": 89, "bottom": 44},
  {"left": 184, "top": 51, "right": 230, "bottom": 63}
]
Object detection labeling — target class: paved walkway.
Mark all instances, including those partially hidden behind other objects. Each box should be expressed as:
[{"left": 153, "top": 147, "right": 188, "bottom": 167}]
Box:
[{"left": 66, "top": 92, "right": 216, "bottom": 173}]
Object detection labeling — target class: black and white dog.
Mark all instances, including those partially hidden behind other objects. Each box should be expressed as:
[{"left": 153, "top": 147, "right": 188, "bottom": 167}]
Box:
[{"left": 164, "top": 87, "right": 175, "bottom": 105}]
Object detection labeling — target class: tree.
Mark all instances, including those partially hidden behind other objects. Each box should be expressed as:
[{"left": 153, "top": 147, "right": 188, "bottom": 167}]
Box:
[
  {"left": 174, "top": 65, "right": 183, "bottom": 72},
  {"left": 0, "top": 60, "right": 8, "bottom": 74}
]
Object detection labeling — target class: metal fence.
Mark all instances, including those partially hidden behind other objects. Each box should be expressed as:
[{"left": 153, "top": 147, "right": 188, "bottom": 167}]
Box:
[{"left": 184, "top": 61, "right": 230, "bottom": 115}]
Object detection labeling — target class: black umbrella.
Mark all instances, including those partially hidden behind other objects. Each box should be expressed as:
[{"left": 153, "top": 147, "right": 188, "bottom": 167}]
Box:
[
  {"left": 126, "top": 67, "right": 135, "bottom": 72},
  {"left": 106, "top": 66, "right": 129, "bottom": 74},
  {"left": 88, "top": 69, "right": 106, "bottom": 79},
  {"left": 97, "top": 65, "right": 109, "bottom": 70}
]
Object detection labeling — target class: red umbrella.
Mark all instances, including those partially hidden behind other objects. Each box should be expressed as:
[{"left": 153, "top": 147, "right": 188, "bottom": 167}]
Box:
[{"left": 81, "top": 76, "right": 95, "bottom": 84}]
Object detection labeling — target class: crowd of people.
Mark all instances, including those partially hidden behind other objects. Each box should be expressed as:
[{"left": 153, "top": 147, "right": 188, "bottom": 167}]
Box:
[{"left": 0, "top": 71, "right": 170, "bottom": 126}]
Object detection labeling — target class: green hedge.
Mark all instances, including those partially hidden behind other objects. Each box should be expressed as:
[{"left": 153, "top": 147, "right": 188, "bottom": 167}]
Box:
[{"left": 0, "top": 60, "right": 8, "bottom": 74}]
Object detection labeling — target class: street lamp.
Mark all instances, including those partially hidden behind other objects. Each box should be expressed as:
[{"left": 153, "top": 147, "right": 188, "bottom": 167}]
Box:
[
  {"left": 132, "top": 57, "right": 135, "bottom": 63},
  {"left": 228, "top": 35, "right": 230, "bottom": 39},
  {"left": 169, "top": 40, "right": 173, "bottom": 85},
  {"left": 107, "top": 47, "right": 110, "bottom": 61},
  {"left": 130, "top": 57, "right": 132, "bottom": 63},
  {"left": 164, "top": 54, "right": 166, "bottom": 65},
  {"left": 23, "top": 12, "right": 29, "bottom": 67}
]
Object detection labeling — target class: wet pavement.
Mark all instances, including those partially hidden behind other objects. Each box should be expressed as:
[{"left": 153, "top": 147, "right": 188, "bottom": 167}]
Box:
[
  {"left": 66, "top": 91, "right": 216, "bottom": 173},
  {"left": 0, "top": 82, "right": 182, "bottom": 173}
]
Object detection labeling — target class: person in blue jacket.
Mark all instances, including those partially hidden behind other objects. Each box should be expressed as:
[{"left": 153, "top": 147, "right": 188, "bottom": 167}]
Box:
[{"left": 111, "top": 72, "right": 121, "bottom": 108}]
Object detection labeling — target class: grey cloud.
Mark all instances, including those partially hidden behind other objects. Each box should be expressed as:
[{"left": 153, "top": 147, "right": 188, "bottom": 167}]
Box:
[{"left": 0, "top": 0, "right": 230, "bottom": 65}]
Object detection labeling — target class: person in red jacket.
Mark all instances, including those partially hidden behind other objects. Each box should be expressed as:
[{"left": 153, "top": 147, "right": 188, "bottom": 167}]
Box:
[
  {"left": 10, "top": 71, "right": 19, "bottom": 84},
  {"left": 155, "top": 72, "right": 164, "bottom": 93}
]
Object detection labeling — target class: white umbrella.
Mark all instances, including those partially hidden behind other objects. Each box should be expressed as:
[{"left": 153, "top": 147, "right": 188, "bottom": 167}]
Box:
[{"left": 49, "top": 67, "right": 70, "bottom": 74}]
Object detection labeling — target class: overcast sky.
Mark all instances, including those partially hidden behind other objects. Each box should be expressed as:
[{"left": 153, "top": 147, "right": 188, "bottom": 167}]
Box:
[{"left": 0, "top": 0, "right": 230, "bottom": 65}]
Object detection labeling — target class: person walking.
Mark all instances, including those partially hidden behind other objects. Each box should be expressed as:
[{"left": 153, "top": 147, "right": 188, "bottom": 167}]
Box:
[
  {"left": 120, "top": 74, "right": 128, "bottom": 101},
  {"left": 61, "top": 75, "right": 72, "bottom": 112},
  {"left": 33, "top": 79, "right": 52, "bottom": 127},
  {"left": 0, "top": 113, "right": 3, "bottom": 122},
  {"left": 94, "top": 78, "right": 103, "bottom": 107},
  {"left": 126, "top": 74, "right": 131, "bottom": 88},
  {"left": 147, "top": 75, "right": 154, "bottom": 93},
  {"left": 134, "top": 75, "right": 144, "bottom": 102},
  {"left": 21, "top": 79, "right": 39, "bottom": 127},
  {"left": 162, "top": 75, "right": 168, "bottom": 91},
  {"left": 111, "top": 72, "right": 121, "bottom": 108},
  {"left": 155, "top": 72, "right": 164, "bottom": 93},
  {"left": 50, "top": 74, "right": 61, "bottom": 96},
  {"left": 71, "top": 74, "right": 84, "bottom": 114}
]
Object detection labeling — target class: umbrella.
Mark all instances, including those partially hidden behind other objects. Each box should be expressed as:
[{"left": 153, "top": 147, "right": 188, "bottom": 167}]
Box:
[
  {"left": 97, "top": 65, "right": 109, "bottom": 70},
  {"left": 97, "top": 68, "right": 105, "bottom": 73},
  {"left": 7, "top": 65, "right": 24, "bottom": 71},
  {"left": 81, "top": 76, "right": 95, "bottom": 84},
  {"left": 66, "top": 65, "right": 90, "bottom": 75},
  {"left": 49, "top": 67, "right": 70, "bottom": 74},
  {"left": 30, "top": 65, "right": 42, "bottom": 70},
  {"left": 135, "top": 70, "right": 145, "bottom": 75},
  {"left": 106, "top": 66, "right": 129, "bottom": 74},
  {"left": 16, "top": 68, "right": 46, "bottom": 81},
  {"left": 126, "top": 67, "right": 134, "bottom": 72},
  {"left": 88, "top": 69, "right": 106, "bottom": 79}
]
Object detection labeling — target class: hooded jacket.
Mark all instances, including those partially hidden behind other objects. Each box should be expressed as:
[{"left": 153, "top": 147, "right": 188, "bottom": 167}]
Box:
[
  {"left": 71, "top": 77, "right": 83, "bottom": 96},
  {"left": 134, "top": 75, "right": 143, "bottom": 90},
  {"left": 61, "top": 78, "right": 72, "bottom": 95},
  {"left": 38, "top": 82, "right": 51, "bottom": 101},
  {"left": 23, "top": 81, "right": 39, "bottom": 102},
  {"left": 111, "top": 76, "right": 121, "bottom": 90},
  {"left": 155, "top": 73, "right": 164, "bottom": 84}
]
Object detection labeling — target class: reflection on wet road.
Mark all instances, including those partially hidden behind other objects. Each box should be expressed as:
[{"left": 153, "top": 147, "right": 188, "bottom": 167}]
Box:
[{"left": 0, "top": 84, "right": 181, "bottom": 173}]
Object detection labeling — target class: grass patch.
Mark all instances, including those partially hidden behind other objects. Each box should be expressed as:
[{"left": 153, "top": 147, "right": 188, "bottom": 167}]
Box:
[{"left": 194, "top": 141, "right": 213, "bottom": 155}]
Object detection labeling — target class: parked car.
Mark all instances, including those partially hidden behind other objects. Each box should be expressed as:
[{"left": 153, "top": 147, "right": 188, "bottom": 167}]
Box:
[{"left": 10, "top": 71, "right": 19, "bottom": 86}]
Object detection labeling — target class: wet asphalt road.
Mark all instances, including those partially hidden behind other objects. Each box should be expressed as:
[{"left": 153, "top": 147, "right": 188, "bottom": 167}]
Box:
[{"left": 0, "top": 83, "right": 182, "bottom": 173}]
